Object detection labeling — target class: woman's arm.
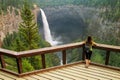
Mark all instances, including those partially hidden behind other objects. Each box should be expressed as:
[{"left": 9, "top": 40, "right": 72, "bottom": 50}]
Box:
[{"left": 92, "top": 41, "right": 97, "bottom": 46}]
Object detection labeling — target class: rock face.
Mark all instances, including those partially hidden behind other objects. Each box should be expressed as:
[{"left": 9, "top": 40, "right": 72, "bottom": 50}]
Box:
[
  {"left": 0, "top": 6, "right": 39, "bottom": 47},
  {"left": 0, "top": 7, "right": 21, "bottom": 40}
]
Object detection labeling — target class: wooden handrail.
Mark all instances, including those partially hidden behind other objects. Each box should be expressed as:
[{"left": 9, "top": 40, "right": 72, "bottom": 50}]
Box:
[
  {"left": 94, "top": 43, "right": 120, "bottom": 52},
  {"left": 17, "top": 41, "right": 85, "bottom": 57},
  {"left": 0, "top": 48, "right": 17, "bottom": 57},
  {"left": 0, "top": 42, "right": 120, "bottom": 57},
  {"left": 0, "top": 41, "right": 120, "bottom": 76}
]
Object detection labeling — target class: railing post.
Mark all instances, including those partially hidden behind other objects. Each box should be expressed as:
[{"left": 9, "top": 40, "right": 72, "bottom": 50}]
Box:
[
  {"left": 41, "top": 54, "right": 46, "bottom": 69},
  {"left": 62, "top": 50, "right": 66, "bottom": 65},
  {"left": 105, "top": 51, "right": 110, "bottom": 65},
  {"left": 16, "top": 57, "right": 22, "bottom": 74},
  {"left": 82, "top": 46, "right": 85, "bottom": 61},
  {"left": 0, "top": 54, "right": 6, "bottom": 68}
]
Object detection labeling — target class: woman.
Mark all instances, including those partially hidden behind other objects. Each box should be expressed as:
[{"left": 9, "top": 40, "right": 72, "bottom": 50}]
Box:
[{"left": 84, "top": 36, "right": 96, "bottom": 68}]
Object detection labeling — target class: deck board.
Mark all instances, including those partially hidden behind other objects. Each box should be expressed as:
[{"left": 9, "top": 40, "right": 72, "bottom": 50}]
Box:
[
  {"left": 37, "top": 73, "right": 62, "bottom": 80},
  {"left": 68, "top": 66, "right": 115, "bottom": 80},
  {"left": 29, "top": 75, "right": 50, "bottom": 80},
  {"left": 41, "top": 72, "right": 78, "bottom": 80},
  {"left": 0, "top": 71, "right": 26, "bottom": 80},
  {"left": 59, "top": 68, "right": 99, "bottom": 80},
  {"left": 74, "top": 65, "right": 120, "bottom": 79},
  {"left": 0, "top": 63, "right": 120, "bottom": 80}
]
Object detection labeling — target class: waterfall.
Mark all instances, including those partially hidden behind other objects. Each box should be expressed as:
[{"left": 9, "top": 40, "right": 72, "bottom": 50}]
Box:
[
  {"left": 40, "top": 8, "right": 63, "bottom": 65},
  {"left": 40, "top": 9, "right": 53, "bottom": 44},
  {"left": 40, "top": 8, "right": 61, "bottom": 46}
]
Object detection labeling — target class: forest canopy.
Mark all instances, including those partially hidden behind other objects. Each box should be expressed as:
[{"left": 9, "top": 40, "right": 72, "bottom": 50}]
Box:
[{"left": 0, "top": 0, "right": 120, "bottom": 22}]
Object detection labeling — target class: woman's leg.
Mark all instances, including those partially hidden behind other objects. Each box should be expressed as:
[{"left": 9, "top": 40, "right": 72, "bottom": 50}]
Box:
[
  {"left": 85, "top": 52, "right": 89, "bottom": 68},
  {"left": 85, "top": 59, "right": 89, "bottom": 68},
  {"left": 88, "top": 51, "right": 92, "bottom": 66},
  {"left": 89, "top": 60, "right": 91, "bottom": 64}
]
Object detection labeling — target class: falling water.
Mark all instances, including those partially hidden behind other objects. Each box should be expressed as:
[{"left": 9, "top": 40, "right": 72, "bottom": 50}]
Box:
[
  {"left": 40, "top": 8, "right": 63, "bottom": 65},
  {"left": 40, "top": 9, "right": 53, "bottom": 44},
  {"left": 40, "top": 8, "right": 62, "bottom": 46}
]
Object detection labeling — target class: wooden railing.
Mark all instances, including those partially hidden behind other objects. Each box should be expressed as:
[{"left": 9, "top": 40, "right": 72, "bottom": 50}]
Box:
[{"left": 0, "top": 41, "right": 120, "bottom": 77}]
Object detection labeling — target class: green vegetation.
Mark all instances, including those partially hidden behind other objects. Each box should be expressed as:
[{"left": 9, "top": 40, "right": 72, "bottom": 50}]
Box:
[
  {"left": 93, "top": 0, "right": 120, "bottom": 22},
  {"left": 2, "top": 1, "right": 60, "bottom": 73},
  {"left": 42, "top": 0, "right": 120, "bottom": 22},
  {"left": 1, "top": 0, "right": 120, "bottom": 71},
  {"left": 19, "top": 1, "right": 41, "bottom": 50},
  {"left": 0, "top": 0, "right": 120, "bottom": 22},
  {"left": 67, "top": 48, "right": 82, "bottom": 63}
]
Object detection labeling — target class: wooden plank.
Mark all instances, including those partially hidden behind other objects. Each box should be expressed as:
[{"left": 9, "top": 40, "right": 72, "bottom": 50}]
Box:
[
  {"left": 36, "top": 74, "right": 51, "bottom": 80},
  {"left": 0, "top": 74, "right": 14, "bottom": 80},
  {"left": 82, "top": 46, "right": 85, "bottom": 60},
  {"left": 94, "top": 43, "right": 120, "bottom": 52},
  {"left": 105, "top": 51, "right": 110, "bottom": 65},
  {"left": 16, "top": 62, "right": 84, "bottom": 77},
  {"left": 79, "top": 64, "right": 120, "bottom": 73},
  {"left": 17, "top": 42, "right": 84, "bottom": 57},
  {"left": 65, "top": 67, "right": 110, "bottom": 80},
  {"left": 39, "top": 73, "right": 63, "bottom": 80},
  {"left": 44, "top": 71, "right": 74, "bottom": 80},
  {"left": 86, "top": 65, "right": 120, "bottom": 75},
  {"left": 62, "top": 50, "right": 66, "bottom": 65},
  {"left": 78, "top": 64, "right": 120, "bottom": 76},
  {"left": 29, "top": 75, "right": 49, "bottom": 80},
  {"left": 23, "top": 76, "right": 38, "bottom": 80},
  {"left": 70, "top": 66, "right": 120, "bottom": 80},
  {"left": 73, "top": 65, "right": 120, "bottom": 80},
  {"left": 42, "top": 72, "right": 74, "bottom": 80},
  {"left": 46, "top": 72, "right": 75, "bottom": 80},
  {"left": 55, "top": 69, "right": 88, "bottom": 80},
  {"left": 16, "top": 57, "right": 22, "bottom": 74},
  {"left": 0, "top": 48, "right": 17, "bottom": 57},
  {"left": 57, "top": 68, "right": 98, "bottom": 80},
  {"left": 69, "top": 66, "right": 112, "bottom": 79},
  {"left": 42, "top": 71, "right": 86, "bottom": 80},
  {"left": 0, "top": 62, "right": 120, "bottom": 80},
  {"left": 0, "top": 54, "right": 6, "bottom": 68},
  {"left": 37, "top": 74, "right": 61, "bottom": 80},
  {"left": 15, "top": 78, "right": 26, "bottom": 80},
  {"left": 0, "top": 71, "right": 26, "bottom": 80},
  {"left": 41, "top": 54, "right": 46, "bottom": 69},
  {"left": 57, "top": 70, "right": 90, "bottom": 80}
]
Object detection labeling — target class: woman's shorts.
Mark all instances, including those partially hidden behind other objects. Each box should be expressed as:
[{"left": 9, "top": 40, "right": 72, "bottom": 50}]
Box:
[{"left": 85, "top": 51, "right": 92, "bottom": 60}]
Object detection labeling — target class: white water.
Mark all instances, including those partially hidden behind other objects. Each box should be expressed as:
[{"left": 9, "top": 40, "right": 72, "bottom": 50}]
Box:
[
  {"left": 40, "top": 8, "right": 62, "bottom": 65},
  {"left": 40, "top": 9, "right": 61, "bottom": 46},
  {"left": 40, "top": 9, "right": 53, "bottom": 44}
]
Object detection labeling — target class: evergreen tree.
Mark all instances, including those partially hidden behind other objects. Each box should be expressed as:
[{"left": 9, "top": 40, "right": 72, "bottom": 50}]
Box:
[
  {"left": 10, "top": 36, "right": 25, "bottom": 51},
  {"left": 18, "top": 1, "right": 43, "bottom": 70},
  {"left": 2, "top": 32, "right": 17, "bottom": 50},
  {"left": 19, "top": 1, "right": 40, "bottom": 50},
  {"left": 22, "top": 59, "right": 34, "bottom": 73}
]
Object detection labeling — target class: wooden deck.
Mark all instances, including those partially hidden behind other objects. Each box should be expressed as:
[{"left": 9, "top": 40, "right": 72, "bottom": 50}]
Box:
[{"left": 0, "top": 63, "right": 120, "bottom": 80}]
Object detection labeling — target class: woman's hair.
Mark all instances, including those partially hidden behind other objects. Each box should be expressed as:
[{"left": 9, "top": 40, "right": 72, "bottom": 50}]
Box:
[{"left": 86, "top": 36, "right": 92, "bottom": 44}]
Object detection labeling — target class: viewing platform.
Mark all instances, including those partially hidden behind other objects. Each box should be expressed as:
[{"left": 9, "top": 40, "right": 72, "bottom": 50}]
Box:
[
  {"left": 0, "top": 62, "right": 120, "bottom": 80},
  {"left": 0, "top": 41, "right": 120, "bottom": 80}
]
